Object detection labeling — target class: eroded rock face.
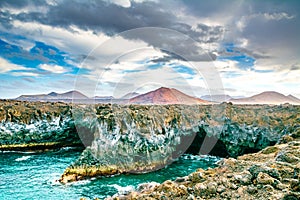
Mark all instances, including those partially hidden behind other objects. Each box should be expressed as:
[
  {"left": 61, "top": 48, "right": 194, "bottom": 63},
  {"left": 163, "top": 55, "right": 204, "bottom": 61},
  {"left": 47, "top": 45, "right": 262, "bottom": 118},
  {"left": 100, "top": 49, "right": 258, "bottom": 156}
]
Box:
[
  {"left": 110, "top": 131, "right": 300, "bottom": 200},
  {"left": 60, "top": 103, "right": 300, "bottom": 183},
  {"left": 0, "top": 100, "right": 82, "bottom": 150}
]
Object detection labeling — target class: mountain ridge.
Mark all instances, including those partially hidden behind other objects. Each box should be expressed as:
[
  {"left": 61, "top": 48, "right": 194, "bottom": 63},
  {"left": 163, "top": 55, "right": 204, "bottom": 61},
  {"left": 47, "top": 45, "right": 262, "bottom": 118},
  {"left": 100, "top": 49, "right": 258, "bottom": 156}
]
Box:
[
  {"left": 229, "top": 91, "right": 300, "bottom": 105},
  {"left": 13, "top": 89, "right": 300, "bottom": 105},
  {"left": 16, "top": 90, "right": 88, "bottom": 101},
  {"left": 129, "top": 87, "right": 208, "bottom": 105}
]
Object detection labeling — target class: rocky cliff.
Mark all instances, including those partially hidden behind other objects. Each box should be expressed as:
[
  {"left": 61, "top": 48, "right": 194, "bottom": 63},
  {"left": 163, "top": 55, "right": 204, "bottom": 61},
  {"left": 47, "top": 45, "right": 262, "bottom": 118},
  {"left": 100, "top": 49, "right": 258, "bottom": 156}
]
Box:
[
  {"left": 0, "top": 100, "right": 82, "bottom": 150},
  {"left": 0, "top": 100, "right": 298, "bottom": 194},
  {"left": 59, "top": 103, "right": 300, "bottom": 183},
  {"left": 112, "top": 129, "right": 300, "bottom": 200}
]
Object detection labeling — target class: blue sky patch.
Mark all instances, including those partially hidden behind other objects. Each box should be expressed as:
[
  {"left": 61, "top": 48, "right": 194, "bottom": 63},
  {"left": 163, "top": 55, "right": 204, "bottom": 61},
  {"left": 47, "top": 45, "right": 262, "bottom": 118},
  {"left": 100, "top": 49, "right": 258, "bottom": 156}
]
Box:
[
  {"left": 0, "top": 37, "right": 81, "bottom": 75},
  {"left": 172, "top": 65, "right": 196, "bottom": 75},
  {"left": 218, "top": 43, "right": 256, "bottom": 70},
  {"left": 146, "top": 63, "right": 163, "bottom": 70}
]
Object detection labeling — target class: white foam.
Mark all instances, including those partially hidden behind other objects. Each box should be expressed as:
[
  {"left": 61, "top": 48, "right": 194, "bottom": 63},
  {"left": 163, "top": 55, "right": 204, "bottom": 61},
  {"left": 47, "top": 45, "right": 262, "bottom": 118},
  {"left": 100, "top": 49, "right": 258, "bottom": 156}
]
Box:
[
  {"left": 1, "top": 150, "right": 35, "bottom": 154},
  {"left": 181, "top": 154, "right": 219, "bottom": 161},
  {"left": 108, "top": 184, "right": 134, "bottom": 195},
  {"left": 66, "top": 179, "right": 91, "bottom": 186},
  {"left": 15, "top": 155, "right": 31, "bottom": 161}
]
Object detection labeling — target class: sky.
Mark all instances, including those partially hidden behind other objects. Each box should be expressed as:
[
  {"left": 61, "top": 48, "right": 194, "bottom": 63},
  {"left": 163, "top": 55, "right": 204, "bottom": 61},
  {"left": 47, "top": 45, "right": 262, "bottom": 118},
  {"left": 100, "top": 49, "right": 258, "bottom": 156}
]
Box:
[{"left": 0, "top": 0, "right": 299, "bottom": 99}]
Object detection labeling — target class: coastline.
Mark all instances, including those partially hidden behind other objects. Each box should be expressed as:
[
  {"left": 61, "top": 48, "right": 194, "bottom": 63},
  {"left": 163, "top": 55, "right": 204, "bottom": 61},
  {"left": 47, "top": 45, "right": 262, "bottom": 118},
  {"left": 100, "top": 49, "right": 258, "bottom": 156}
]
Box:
[
  {"left": 0, "top": 100, "right": 299, "bottom": 199},
  {"left": 0, "top": 142, "right": 83, "bottom": 152},
  {"left": 109, "top": 131, "right": 300, "bottom": 199}
]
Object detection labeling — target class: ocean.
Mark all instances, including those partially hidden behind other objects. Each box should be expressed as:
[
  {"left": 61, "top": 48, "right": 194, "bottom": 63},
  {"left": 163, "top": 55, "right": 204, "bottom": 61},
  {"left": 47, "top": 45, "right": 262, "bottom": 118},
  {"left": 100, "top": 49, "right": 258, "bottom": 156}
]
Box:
[{"left": 0, "top": 147, "right": 219, "bottom": 200}]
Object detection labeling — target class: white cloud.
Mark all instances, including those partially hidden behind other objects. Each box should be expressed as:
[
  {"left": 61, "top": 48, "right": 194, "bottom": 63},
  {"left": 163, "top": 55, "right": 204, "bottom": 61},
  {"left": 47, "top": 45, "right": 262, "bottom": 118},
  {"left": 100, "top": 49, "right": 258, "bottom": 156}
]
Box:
[
  {"left": 9, "top": 20, "right": 110, "bottom": 57},
  {"left": 236, "top": 12, "right": 295, "bottom": 32},
  {"left": 105, "top": 0, "right": 131, "bottom": 8},
  {"left": 0, "top": 57, "right": 27, "bottom": 73},
  {"left": 39, "top": 64, "right": 68, "bottom": 73},
  {"left": 263, "top": 12, "right": 295, "bottom": 21},
  {"left": 11, "top": 72, "right": 40, "bottom": 77}
]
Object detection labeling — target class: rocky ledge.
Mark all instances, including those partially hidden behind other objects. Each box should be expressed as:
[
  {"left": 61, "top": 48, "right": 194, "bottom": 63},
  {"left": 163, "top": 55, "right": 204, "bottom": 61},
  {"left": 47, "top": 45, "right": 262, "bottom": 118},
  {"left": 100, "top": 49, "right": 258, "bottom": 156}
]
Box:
[
  {"left": 0, "top": 100, "right": 82, "bottom": 151},
  {"left": 60, "top": 103, "right": 299, "bottom": 183},
  {"left": 110, "top": 130, "right": 300, "bottom": 200}
]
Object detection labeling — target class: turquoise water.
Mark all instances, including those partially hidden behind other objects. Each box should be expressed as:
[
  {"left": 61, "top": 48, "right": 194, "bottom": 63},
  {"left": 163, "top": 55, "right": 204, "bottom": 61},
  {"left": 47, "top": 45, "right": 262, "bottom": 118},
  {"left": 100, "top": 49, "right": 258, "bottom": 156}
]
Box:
[{"left": 0, "top": 148, "right": 219, "bottom": 200}]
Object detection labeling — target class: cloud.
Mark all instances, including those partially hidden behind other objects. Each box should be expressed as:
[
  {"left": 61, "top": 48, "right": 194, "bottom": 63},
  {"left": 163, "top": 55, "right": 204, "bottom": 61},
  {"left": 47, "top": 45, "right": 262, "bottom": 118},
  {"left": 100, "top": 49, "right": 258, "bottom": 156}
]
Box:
[
  {"left": 7, "top": 20, "right": 110, "bottom": 57},
  {"left": 39, "top": 63, "right": 68, "bottom": 73},
  {"left": 290, "top": 64, "right": 300, "bottom": 71},
  {"left": 11, "top": 71, "right": 39, "bottom": 77},
  {"left": 0, "top": 0, "right": 300, "bottom": 98},
  {"left": 0, "top": 57, "right": 27, "bottom": 73},
  {"left": 263, "top": 12, "right": 295, "bottom": 21},
  {"left": 0, "top": 0, "right": 225, "bottom": 62}
]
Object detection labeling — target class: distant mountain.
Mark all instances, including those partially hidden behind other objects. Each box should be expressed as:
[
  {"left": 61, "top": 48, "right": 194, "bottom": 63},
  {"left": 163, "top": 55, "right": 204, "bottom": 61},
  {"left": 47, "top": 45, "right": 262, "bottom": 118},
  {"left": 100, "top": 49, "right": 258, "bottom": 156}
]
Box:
[
  {"left": 200, "top": 94, "right": 232, "bottom": 103},
  {"left": 16, "top": 90, "right": 88, "bottom": 101},
  {"left": 121, "top": 92, "right": 140, "bottom": 99},
  {"left": 229, "top": 91, "right": 300, "bottom": 105},
  {"left": 129, "top": 87, "right": 208, "bottom": 105},
  {"left": 287, "top": 94, "right": 300, "bottom": 103}
]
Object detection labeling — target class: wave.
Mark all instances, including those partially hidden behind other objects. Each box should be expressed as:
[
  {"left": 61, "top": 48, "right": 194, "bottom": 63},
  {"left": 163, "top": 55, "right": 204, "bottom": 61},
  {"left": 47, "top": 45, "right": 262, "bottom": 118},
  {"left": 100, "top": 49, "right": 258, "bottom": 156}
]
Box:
[
  {"left": 108, "top": 184, "right": 134, "bottom": 195},
  {"left": 1, "top": 150, "right": 36, "bottom": 154},
  {"left": 181, "top": 154, "right": 220, "bottom": 161},
  {"left": 15, "top": 155, "right": 31, "bottom": 161},
  {"left": 66, "top": 179, "right": 91, "bottom": 186}
]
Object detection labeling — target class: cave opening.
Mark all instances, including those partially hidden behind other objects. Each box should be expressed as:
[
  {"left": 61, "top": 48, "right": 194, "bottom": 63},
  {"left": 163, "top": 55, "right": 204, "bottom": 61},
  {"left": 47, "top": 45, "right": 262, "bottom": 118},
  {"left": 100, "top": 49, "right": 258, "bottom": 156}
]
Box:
[{"left": 183, "top": 127, "right": 229, "bottom": 158}]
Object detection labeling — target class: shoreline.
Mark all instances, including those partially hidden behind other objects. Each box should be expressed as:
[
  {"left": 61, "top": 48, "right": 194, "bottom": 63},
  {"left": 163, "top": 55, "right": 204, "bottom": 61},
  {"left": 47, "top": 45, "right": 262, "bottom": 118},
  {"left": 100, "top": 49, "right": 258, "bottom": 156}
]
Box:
[
  {"left": 110, "top": 131, "right": 300, "bottom": 199},
  {"left": 0, "top": 142, "right": 84, "bottom": 152}
]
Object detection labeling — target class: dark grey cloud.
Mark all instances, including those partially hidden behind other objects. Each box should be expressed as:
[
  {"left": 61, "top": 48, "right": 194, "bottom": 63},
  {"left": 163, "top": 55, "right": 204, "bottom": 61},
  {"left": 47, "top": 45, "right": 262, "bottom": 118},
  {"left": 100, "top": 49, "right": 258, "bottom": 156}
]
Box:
[
  {"left": 290, "top": 64, "right": 300, "bottom": 71},
  {"left": 8, "top": 1, "right": 175, "bottom": 34},
  {"left": 0, "top": 0, "right": 47, "bottom": 8},
  {"left": 120, "top": 28, "right": 218, "bottom": 61},
  {"left": 183, "top": 0, "right": 300, "bottom": 68},
  {"left": 0, "top": 0, "right": 224, "bottom": 61},
  {"left": 1, "top": 0, "right": 299, "bottom": 65}
]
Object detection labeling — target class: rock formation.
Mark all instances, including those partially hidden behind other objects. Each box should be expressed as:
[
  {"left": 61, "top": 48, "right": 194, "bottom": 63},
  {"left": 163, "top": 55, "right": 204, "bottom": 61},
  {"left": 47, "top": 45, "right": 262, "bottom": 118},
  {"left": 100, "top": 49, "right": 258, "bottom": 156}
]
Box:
[
  {"left": 59, "top": 103, "right": 300, "bottom": 183},
  {"left": 0, "top": 100, "right": 82, "bottom": 151},
  {"left": 110, "top": 129, "right": 300, "bottom": 200},
  {"left": 1, "top": 99, "right": 299, "bottom": 199}
]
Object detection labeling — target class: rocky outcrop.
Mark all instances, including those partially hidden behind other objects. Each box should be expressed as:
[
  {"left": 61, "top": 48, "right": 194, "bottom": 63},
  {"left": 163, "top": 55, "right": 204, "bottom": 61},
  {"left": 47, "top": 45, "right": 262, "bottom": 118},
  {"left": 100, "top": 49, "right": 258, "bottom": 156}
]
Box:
[
  {"left": 0, "top": 100, "right": 82, "bottom": 151},
  {"left": 109, "top": 129, "right": 300, "bottom": 200},
  {"left": 60, "top": 103, "right": 300, "bottom": 183}
]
